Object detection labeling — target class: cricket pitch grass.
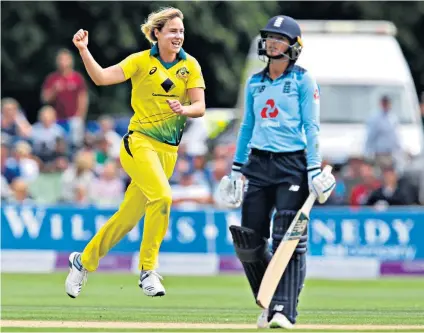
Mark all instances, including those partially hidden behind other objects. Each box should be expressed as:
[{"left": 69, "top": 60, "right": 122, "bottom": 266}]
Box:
[{"left": 2, "top": 273, "right": 424, "bottom": 332}]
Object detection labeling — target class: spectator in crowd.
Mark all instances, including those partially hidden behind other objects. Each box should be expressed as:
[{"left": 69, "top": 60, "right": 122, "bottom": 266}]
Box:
[
  {"left": 1, "top": 98, "right": 32, "bottom": 143},
  {"left": 41, "top": 137, "right": 71, "bottom": 173},
  {"left": 74, "top": 184, "right": 90, "bottom": 206},
  {"left": 349, "top": 160, "right": 381, "bottom": 206},
  {"left": 191, "top": 154, "right": 212, "bottom": 188},
  {"left": 82, "top": 131, "right": 97, "bottom": 151},
  {"left": 1, "top": 174, "right": 11, "bottom": 201},
  {"left": 366, "top": 164, "right": 419, "bottom": 207},
  {"left": 209, "top": 157, "right": 232, "bottom": 209},
  {"left": 341, "top": 155, "right": 365, "bottom": 197},
  {"left": 212, "top": 144, "right": 230, "bottom": 161},
  {"left": 5, "top": 141, "right": 40, "bottom": 184},
  {"left": 31, "top": 105, "right": 66, "bottom": 162},
  {"left": 93, "top": 134, "right": 112, "bottom": 174},
  {"left": 171, "top": 170, "right": 212, "bottom": 211},
  {"left": 1, "top": 139, "right": 19, "bottom": 183},
  {"left": 169, "top": 156, "right": 191, "bottom": 185},
  {"left": 61, "top": 150, "right": 95, "bottom": 203},
  {"left": 97, "top": 115, "right": 121, "bottom": 159},
  {"left": 9, "top": 178, "right": 33, "bottom": 204},
  {"left": 364, "top": 95, "right": 402, "bottom": 169},
  {"left": 90, "top": 161, "right": 124, "bottom": 207},
  {"left": 41, "top": 48, "right": 88, "bottom": 148}
]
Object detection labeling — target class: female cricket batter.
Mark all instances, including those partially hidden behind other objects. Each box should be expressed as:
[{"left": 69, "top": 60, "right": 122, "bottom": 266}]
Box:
[
  {"left": 218, "top": 15, "right": 336, "bottom": 328},
  {"left": 65, "top": 7, "right": 205, "bottom": 298}
]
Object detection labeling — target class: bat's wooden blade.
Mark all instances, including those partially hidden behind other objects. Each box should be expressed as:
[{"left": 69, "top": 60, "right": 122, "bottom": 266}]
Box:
[{"left": 256, "top": 238, "right": 299, "bottom": 309}]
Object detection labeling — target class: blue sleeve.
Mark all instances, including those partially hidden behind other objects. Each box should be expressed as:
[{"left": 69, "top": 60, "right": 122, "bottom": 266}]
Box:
[
  {"left": 300, "top": 71, "right": 322, "bottom": 169},
  {"left": 234, "top": 79, "right": 255, "bottom": 166}
]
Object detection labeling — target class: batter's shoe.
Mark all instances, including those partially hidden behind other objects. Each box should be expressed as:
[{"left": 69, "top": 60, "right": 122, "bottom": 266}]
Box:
[
  {"left": 138, "top": 270, "right": 166, "bottom": 297},
  {"left": 65, "top": 252, "right": 88, "bottom": 298},
  {"left": 269, "top": 312, "right": 294, "bottom": 329}
]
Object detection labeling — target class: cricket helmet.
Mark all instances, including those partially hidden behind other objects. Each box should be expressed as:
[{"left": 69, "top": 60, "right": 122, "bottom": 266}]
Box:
[{"left": 258, "top": 15, "right": 303, "bottom": 61}]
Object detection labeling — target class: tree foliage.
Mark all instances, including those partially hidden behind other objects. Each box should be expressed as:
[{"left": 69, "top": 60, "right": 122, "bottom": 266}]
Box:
[{"left": 1, "top": 1, "right": 423, "bottom": 122}]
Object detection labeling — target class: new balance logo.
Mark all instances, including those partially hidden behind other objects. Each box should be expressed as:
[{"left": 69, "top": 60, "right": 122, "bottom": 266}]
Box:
[
  {"left": 273, "top": 304, "right": 284, "bottom": 312},
  {"left": 289, "top": 185, "right": 300, "bottom": 192}
]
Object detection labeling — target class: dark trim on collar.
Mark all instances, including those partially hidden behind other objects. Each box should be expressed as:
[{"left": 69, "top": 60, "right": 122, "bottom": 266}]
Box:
[
  {"left": 150, "top": 43, "right": 187, "bottom": 60},
  {"left": 261, "top": 61, "right": 295, "bottom": 82}
]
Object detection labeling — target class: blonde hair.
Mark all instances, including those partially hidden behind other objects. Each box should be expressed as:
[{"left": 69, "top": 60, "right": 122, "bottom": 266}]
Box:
[
  {"left": 15, "top": 140, "right": 32, "bottom": 155},
  {"left": 74, "top": 150, "right": 94, "bottom": 171},
  {"left": 141, "top": 7, "right": 184, "bottom": 44}
]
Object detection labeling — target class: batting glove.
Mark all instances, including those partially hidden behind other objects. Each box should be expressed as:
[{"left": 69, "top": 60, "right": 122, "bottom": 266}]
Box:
[
  {"left": 218, "top": 164, "right": 244, "bottom": 208},
  {"left": 307, "top": 167, "right": 336, "bottom": 204}
]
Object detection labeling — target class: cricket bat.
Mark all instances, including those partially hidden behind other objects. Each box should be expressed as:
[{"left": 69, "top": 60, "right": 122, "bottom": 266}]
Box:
[{"left": 256, "top": 165, "right": 332, "bottom": 309}]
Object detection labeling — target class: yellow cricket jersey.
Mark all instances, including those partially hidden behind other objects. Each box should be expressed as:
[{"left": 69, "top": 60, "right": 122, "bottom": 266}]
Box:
[{"left": 119, "top": 44, "right": 206, "bottom": 146}]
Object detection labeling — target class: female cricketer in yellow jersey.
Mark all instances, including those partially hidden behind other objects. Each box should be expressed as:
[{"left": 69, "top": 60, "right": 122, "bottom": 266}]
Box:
[{"left": 65, "top": 7, "right": 206, "bottom": 298}]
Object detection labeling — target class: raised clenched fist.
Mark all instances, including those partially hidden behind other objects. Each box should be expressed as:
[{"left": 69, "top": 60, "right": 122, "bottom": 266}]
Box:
[{"left": 72, "top": 29, "right": 89, "bottom": 51}]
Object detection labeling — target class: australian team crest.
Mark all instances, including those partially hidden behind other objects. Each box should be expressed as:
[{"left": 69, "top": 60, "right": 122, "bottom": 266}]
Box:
[{"left": 176, "top": 67, "right": 189, "bottom": 80}]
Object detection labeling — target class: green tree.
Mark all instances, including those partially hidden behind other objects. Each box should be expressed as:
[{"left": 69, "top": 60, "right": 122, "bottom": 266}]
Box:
[{"left": 1, "top": 1, "right": 423, "bottom": 123}]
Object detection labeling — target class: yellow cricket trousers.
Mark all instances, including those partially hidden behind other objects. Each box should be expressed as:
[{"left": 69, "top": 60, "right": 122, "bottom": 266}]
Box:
[{"left": 81, "top": 131, "right": 178, "bottom": 271}]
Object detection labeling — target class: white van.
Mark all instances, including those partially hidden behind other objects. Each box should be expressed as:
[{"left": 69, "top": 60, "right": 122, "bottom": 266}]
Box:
[{"left": 238, "top": 20, "right": 423, "bottom": 164}]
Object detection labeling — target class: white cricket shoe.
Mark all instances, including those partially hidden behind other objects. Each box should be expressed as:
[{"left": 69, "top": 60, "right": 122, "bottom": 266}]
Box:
[
  {"left": 138, "top": 270, "right": 166, "bottom": 297},
  {"left": 65, "top": 252, "right": 87, "bottom": 298},
  {"left": 269, "top": 312, "right": 294, "bottom": 329},
  {"left": 257, "top": 309, "right": 269, "bottom": 328}
]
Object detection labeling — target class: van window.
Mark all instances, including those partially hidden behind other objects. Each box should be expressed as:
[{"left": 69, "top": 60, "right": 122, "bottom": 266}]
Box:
[{"left": 319, "top": 84, "right": 414, "bottom": 124}]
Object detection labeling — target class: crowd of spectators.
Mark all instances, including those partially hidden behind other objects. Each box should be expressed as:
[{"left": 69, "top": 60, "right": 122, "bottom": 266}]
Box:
[{"left": 2, "top": 49, "right": 424, "bottom": 209}]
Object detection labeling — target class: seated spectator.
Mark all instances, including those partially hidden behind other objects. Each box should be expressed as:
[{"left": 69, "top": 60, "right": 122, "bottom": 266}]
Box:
[
  {"left": 93, "top": 134, "right": 112, "bottom": 174},
  {"left": 350, "top": 160, "right": 381, "bottom": 206},
  {"left": 209, "top": 157, "right": 232, "bottom": 209},
  {"left": 1, "top": 139, "right": 19, "bottom": 183},
  {"left": 213, "top": 144, "right": 230, "bottom": 161},
  {"left": 61, "top": 150, "right": 95, "bottom": 202},
  {"left": 1, "top": 174, "right": 11, "bottom": 201},
  {"left": 9, "top": 178, "right": 33, "bottom": 204},
  {"left": 97, "top": 115, "right": 121, "bottom": 159},
  {"left": 366, "top": 164, "right": 420, "bottom": 207},
  {"left": 31, "top": 105, "right": 66, "bottom": 162},
  {"left": 341, "top": 155, "right": 365, "bottom": 197},
  {"left": 41, "top": 137, "right": 71, "bottom": 173},
  {"left": 90, "top": 161, "right": 124, "bottom": 207},
  {"left": 1, "top": 98, "right": 32, "bottom": 143},
  {"left": 5, "top": 141, "right": 40, "bottom": 184},
  {"left": 171, "top": 171, "right": 212, "bottom": 211},
  {"left": 204, "top": 143, "right": 232, "bottom": 175},
  {"left": 170, "top": 156, "right": 192, "bottom": 185},
  {"left": 192, "top": 154, "right": 213, "bottom": 188},
  {"left": 74, "top": 184, "right": 90, "bottom": 206}
]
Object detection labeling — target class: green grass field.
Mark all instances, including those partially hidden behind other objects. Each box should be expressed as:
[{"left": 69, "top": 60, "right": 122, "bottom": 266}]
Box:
[{"left": 2, "top": 273, "right": 424, "bottom": 332}]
